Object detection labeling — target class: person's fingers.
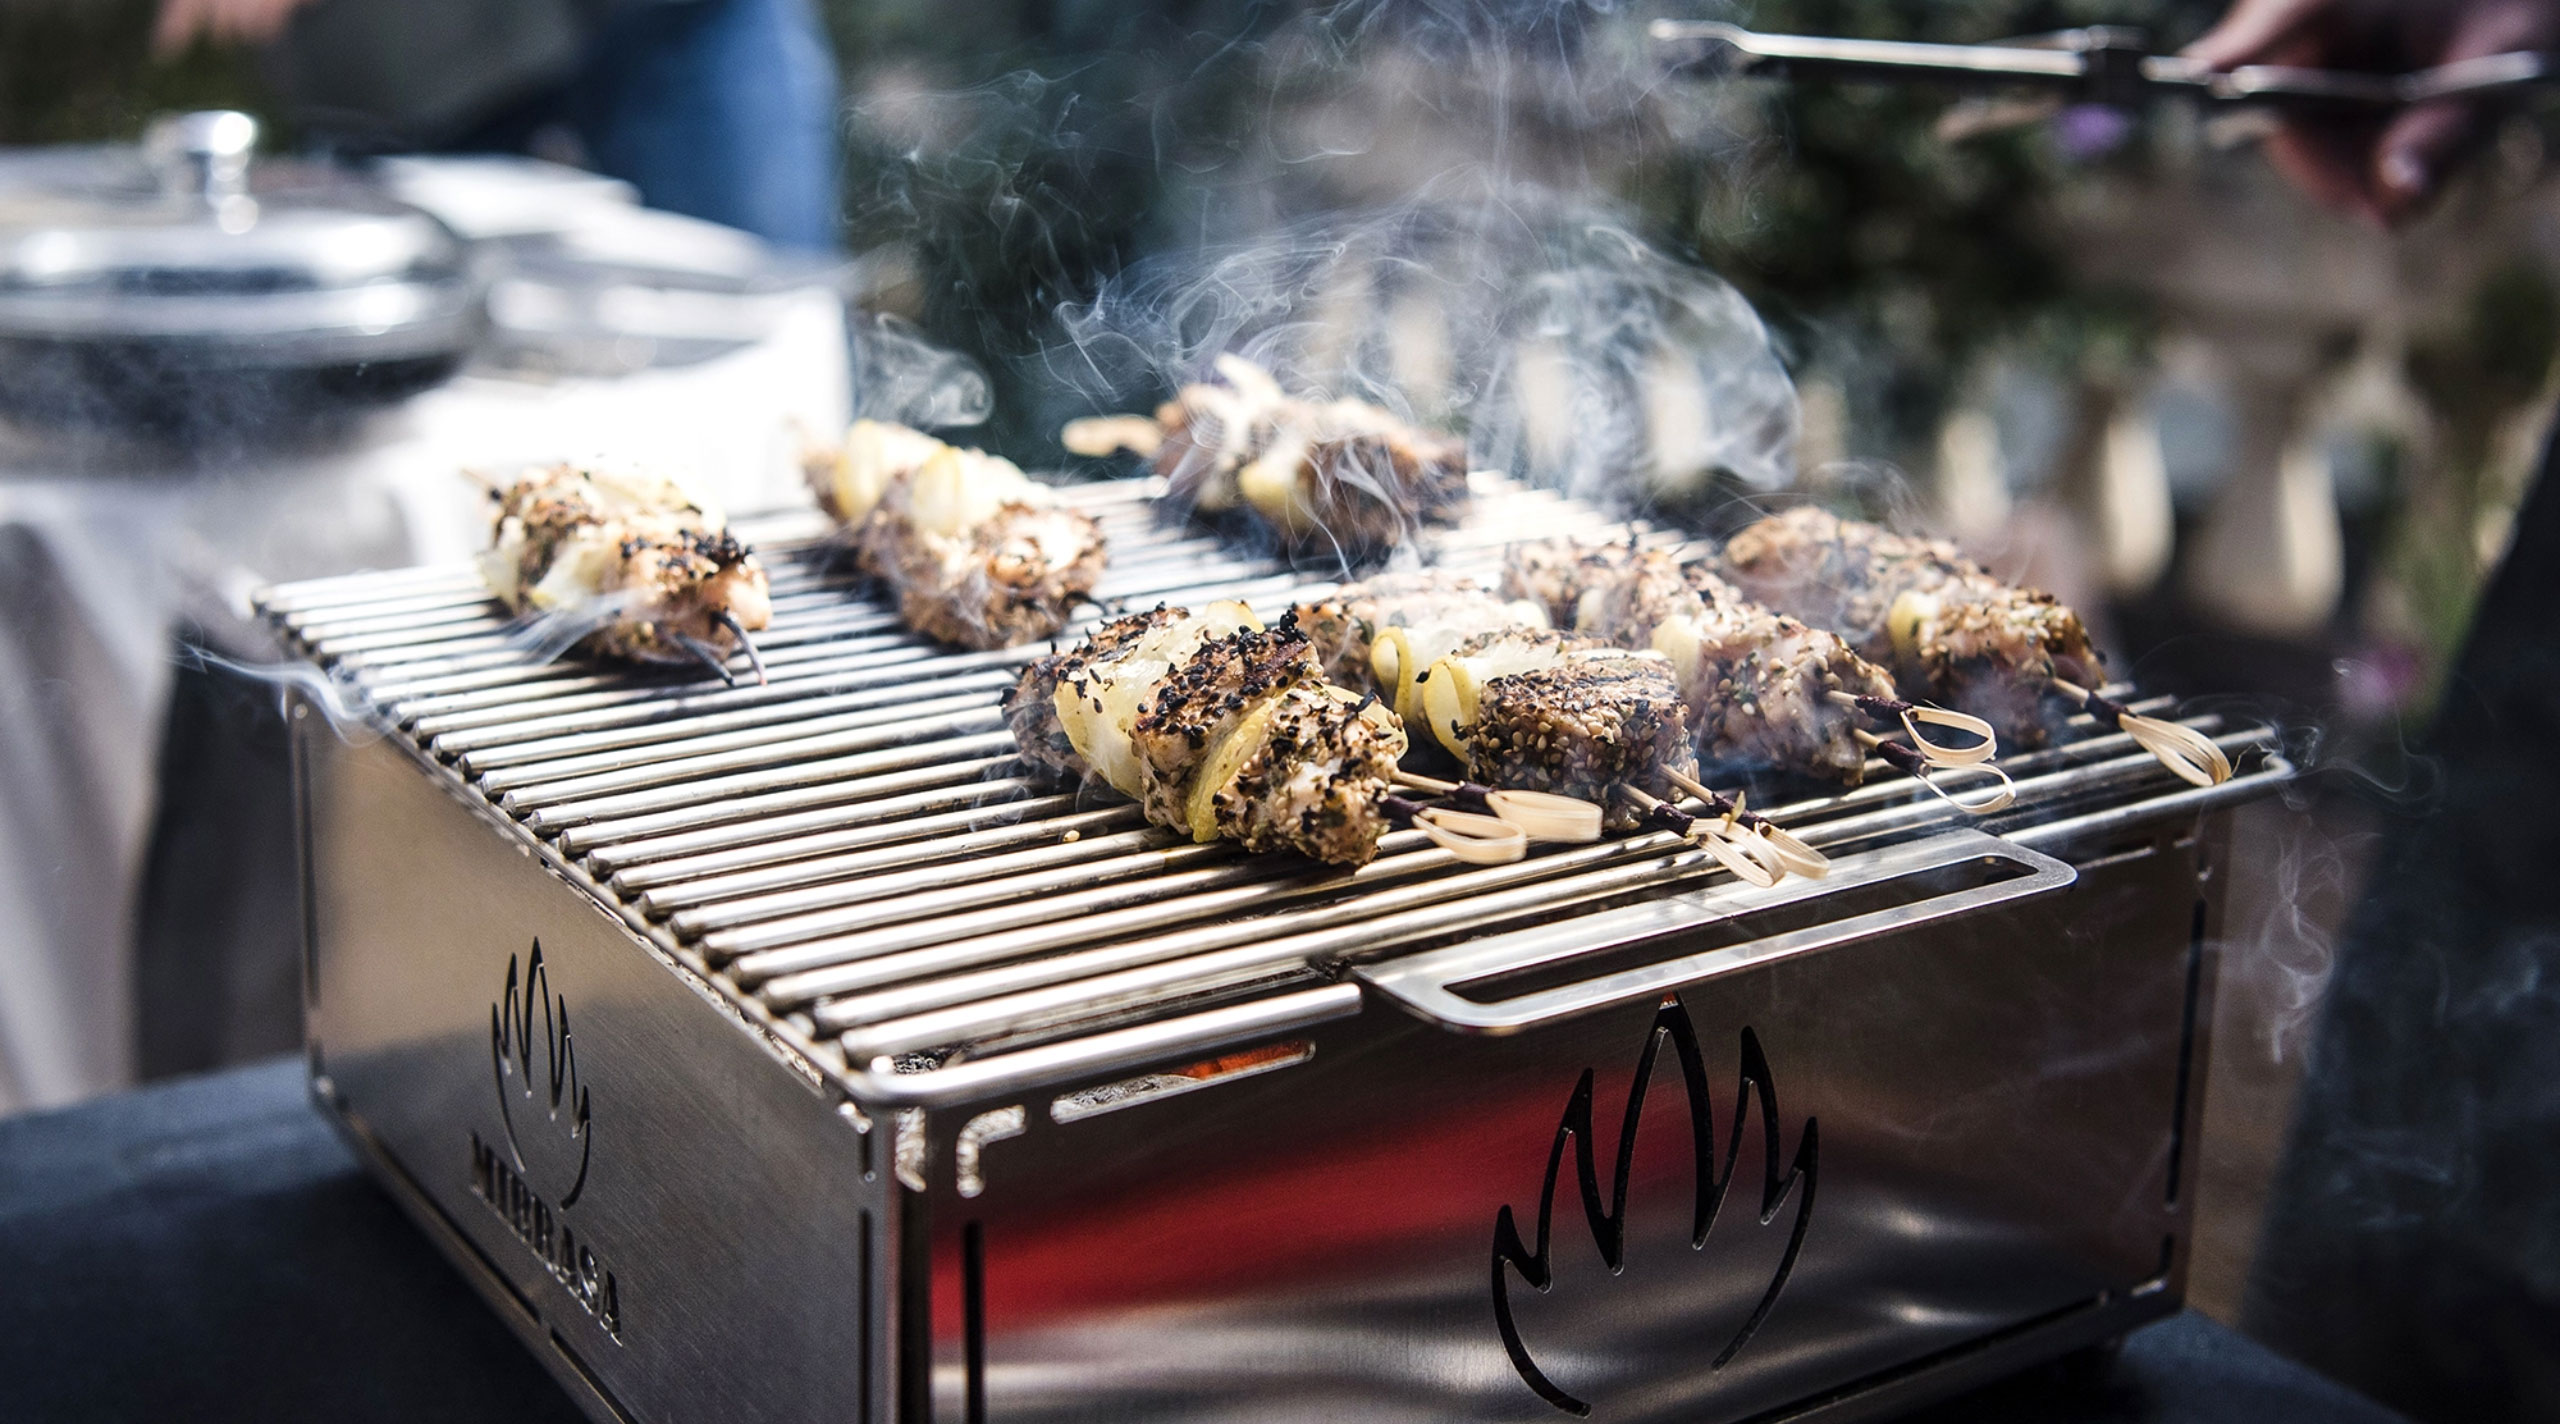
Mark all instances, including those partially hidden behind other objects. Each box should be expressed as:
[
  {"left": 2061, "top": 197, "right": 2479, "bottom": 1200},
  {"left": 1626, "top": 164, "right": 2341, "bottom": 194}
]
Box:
[
  {"left": 2266, "top": 122, "right": 2389, "bottom": 222},
  {"left": 2373, "top": 100, "right": 2486, "bottom": 222},
  {"left": 2183, "top": 0, "right": 2338, "bottom": 69},
  {"left": 149, "top": 0, "right": 214, "bottom": 57},
  {"left": 151, "top": 0, "right": 308, "bottom": 54}
]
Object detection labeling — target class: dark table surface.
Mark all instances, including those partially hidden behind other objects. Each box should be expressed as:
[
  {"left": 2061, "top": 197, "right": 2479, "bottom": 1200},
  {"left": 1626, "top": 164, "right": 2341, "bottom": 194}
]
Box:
[{"left": 0, "top": 1058, "right": 2412, "bottom": 1424}]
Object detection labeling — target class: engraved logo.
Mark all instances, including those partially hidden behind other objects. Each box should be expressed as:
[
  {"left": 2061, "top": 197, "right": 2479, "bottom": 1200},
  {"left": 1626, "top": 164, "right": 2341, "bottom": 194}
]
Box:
[
  {"left": 492, "top": 940, "right": 592, "bottom": 1207},
  {"left": 1491, "top": 997, "right": 1819, "bottom": 1416},
  {"left": 475, "top": 940, "right": 621, "bottom": 1338}
]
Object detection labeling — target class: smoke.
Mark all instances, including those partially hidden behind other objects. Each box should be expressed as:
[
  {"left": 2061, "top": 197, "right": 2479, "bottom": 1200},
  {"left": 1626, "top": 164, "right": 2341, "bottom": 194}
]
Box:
[
  {"left": 1048, "top": 183, "right": 1799, "bottom": 502},
  {"left": 850, "top": 313, "right": 995, "bottom": 432},
  {"left": 172, "top": 644, "right": 383, "bottom": 745},
  {"left": 841, "top": 0, "right": 1795, "bottom": 496}
]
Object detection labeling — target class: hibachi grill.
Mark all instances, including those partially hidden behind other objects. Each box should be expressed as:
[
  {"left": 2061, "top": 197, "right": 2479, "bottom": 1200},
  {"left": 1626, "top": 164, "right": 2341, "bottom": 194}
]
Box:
[{"left": 265, "top": 473, "right": 2285, "bottom": 1424}]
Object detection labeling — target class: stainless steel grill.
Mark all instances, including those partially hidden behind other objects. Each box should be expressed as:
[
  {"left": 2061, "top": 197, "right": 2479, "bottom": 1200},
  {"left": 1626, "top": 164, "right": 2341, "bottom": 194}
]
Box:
[{"left": 266, "top": 475, "right": 2289, "bottom": 1424}]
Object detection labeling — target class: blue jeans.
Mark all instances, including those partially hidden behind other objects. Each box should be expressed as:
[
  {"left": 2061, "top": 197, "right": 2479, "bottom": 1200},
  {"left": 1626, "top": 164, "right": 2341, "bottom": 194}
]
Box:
[{"left": 465, "top": 0, "right": 842, "bottom": 251}]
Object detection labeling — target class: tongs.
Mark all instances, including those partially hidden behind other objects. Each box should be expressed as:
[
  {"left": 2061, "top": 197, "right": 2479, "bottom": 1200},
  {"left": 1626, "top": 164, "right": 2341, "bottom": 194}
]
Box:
[{"left": 1650, "top": 21, "right": 2558, "bottom": 111}]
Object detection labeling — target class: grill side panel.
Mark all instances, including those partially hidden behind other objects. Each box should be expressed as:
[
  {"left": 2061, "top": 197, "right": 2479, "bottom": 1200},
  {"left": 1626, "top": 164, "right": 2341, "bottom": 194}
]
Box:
[
  {"left": 909, "top": 820, "right": 2215, "bottom": 1424},
  {"left": 300, "top": 718, "right": 892, "bottom": 1424}
]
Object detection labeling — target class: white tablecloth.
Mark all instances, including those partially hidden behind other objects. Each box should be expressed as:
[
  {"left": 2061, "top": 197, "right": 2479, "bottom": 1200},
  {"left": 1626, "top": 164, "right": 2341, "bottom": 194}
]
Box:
[{"left": 0, "top": 288, "right": 849, "bottom": 1114}]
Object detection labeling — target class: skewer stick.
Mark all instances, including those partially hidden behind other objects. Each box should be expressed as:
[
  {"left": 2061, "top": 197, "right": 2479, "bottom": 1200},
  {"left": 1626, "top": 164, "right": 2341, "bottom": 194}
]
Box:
[
  {"left": 716, "top": 612, "right": 769, "bottom": 686},
  {"left": 1621, "top": 786, "right": 1781, "bottom": 888},
  {"left": 670, "top": 633, "right": 739, "bottom": 687},
  {"left": 2051, "top": 680, "right": 2231, "bottom": 788},
  {"left": 1391, "top": 770, "right": 1605, "bottom": 843},
  {"left": 1858, "top": 730, "right": 2017, "bottom": 814},
  {"left": 1828, "top": 690, "right": 1998, "bottom": 767},
  {"left": 1384, "top": 796, "right": 1527, "bottom": 865},
  {"left": 1663, "top": 769, "right": 1831, "bottom": 880}
]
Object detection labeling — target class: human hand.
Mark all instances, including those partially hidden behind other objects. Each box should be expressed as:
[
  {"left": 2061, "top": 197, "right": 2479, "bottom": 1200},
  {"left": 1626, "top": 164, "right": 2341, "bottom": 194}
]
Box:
[
  {"left": 151, "top": 0, "right": 320, "bottom": 58},
  {"left": 2185, "top": 0, "right": 2560, "bottom": 223}
]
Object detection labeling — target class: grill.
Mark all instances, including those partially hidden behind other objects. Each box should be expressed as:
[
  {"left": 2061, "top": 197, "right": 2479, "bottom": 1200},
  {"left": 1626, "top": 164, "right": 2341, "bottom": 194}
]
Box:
[{"left": 264, "top": 474, "right": 2289, "bottom": 1424}]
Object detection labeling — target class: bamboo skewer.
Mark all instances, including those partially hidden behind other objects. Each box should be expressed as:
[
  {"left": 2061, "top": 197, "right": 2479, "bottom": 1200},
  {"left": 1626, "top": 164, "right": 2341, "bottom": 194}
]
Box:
[
  {"left": 1826, "top": 690, "right": 1998, "bottom": 767},
  {"left": 1381, "top": 795, "right": 1528, "bottom": 865},
  {"left": 1390, "top": 770, "right": 1605, "bottom": 844},
  {"left": 1620, "top": 785, "right": 1782, "bottom": 888},
  {"left": 1661, "top": 769, "right": 1832, "bottom": 880},
  {"left": 1855, "top": 729, "right": 2018, "bottom": 814},
  {"left": 2051, "top": 680, "right": 2231, "bottom": 788}
]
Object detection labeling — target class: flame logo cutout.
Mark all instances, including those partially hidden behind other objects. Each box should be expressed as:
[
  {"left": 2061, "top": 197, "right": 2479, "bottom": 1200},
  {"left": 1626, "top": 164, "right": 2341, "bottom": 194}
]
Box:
[
  {"left": 491, "top": 941, "right": 593, "bottom": 1208},
  {"left": 1491, "top": 1001, "right": 1818, "bottom": 1416}
]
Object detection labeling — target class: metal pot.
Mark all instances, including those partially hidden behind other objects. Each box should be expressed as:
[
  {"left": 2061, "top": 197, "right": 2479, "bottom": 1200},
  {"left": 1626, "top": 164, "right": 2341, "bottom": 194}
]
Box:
[{"left": 0, "top": 111, "right": 484, "bottom": 437}]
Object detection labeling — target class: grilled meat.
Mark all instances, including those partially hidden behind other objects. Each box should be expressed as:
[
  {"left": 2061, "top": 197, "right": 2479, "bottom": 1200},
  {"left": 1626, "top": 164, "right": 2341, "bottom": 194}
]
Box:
[
  {"left": 1009, "top": 604, "right": 1406, "bottom": 865},
  {"left": 1718, "top": 507, "right": 2100, "bottom": 747},
  {"left": 479, "top": 465, "right": 771, "bottom": 668},
  {"left": 1064, "top": 354, "right": 1469, "bottom": 553},
  {"left": 1003, "top": 606, "right": 1186, "bottom": 782},
  {"left": 805, "top": 420, "right": 1107, "bottom": 650},
  {"left": 1294, "top": 576, "right": 1691, "bottom": 828},
  {"left": 1436, "top": 631, "right": 1694, "bottom": 819},
  {"left": 1131, "top": 618, "right": 1331, "bottom": 830},
  {"left": 1505, "top": 540, "right": 1894, "bottom": 784},
  {"left": 1293, "top": 570, "right": 1548, "bottom": 710}
]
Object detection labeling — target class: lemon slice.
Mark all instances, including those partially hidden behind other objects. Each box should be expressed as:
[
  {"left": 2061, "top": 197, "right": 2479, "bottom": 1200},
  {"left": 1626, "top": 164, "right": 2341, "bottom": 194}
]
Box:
[
  {"left": 1186, "top": 700, "right": 1279, "bottom": 841},
  {"left": 1886, "top": 590, "right": 1940, "bottom": 666},
  {"left": 1418, "top": 656, "right": 1479, "bottom": 758},
  {"left": 1053, "top": 605, "right": 1266, "bottom": 798}
]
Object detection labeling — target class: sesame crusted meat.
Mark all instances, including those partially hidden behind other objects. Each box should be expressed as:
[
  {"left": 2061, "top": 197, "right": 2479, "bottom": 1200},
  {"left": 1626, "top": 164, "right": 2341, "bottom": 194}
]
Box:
[
  {"left": 1294, "top": 577, "right": 1692, "bottom": 827},
  {"left": 1004, "top": 607, "right": 1185, "bottom": 782},
  {"left": 1717, "top": 507, "right": 2101, "bottom": 748},
  {"left": 478, "top": 465, "right": 771, "bottom": 669},
  {"left": 1132, "top": 619, "right": 1329, "bottom": 828},
  {"left": 1464, "top": 649, "right": 1694, "bottom": 827},
  {"left": 1207, "top": 684, "right": 1406, "bottom": 865},
  {"left": 1505, "top": 539, "right": 1895, "bottom": 785},
  {"left": 1293, "top": 570, "right": 1544, "bottom": 691},
  {"left": 806, "top": 420, "right": 1107, "bottom": 650},
  {"left": 1005, "top": 604, "right": 1406, "bottom": 865},
  {"left": 1071, "top": 354, "right": 1468, "bottom": 553}
]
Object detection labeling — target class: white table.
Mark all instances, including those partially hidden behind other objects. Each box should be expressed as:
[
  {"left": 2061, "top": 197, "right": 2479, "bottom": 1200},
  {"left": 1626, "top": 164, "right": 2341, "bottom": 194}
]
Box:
[{"left": 0, "top": 283, "right": 850, "bottom": 1114}]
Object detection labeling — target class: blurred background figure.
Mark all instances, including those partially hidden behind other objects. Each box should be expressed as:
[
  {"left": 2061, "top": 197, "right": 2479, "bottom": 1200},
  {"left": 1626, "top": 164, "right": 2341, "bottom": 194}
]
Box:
[
  {"left": 2183, "top": 3, "right": 2560, "bottom": 1421},
  {"left": 152, "top": 0, "right": 841, "bottom": 249}
]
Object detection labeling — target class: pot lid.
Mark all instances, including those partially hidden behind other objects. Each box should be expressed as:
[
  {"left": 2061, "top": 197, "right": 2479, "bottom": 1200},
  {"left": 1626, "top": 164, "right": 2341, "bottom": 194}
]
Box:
[{"left": 0, "top": 112, "right": 480, "bottom": 363}]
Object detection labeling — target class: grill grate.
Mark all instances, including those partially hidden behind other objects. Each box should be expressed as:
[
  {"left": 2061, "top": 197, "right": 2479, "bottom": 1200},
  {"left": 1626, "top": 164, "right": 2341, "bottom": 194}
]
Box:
[{"left": 261, "top": 475, "right": 2272, "bottom": 1084}]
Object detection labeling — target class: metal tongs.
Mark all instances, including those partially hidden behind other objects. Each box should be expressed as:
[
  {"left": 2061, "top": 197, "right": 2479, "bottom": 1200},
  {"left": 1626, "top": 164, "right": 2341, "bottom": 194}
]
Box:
[{"left": 1651, "top": 21, "right": 2558, "bottom": 111}]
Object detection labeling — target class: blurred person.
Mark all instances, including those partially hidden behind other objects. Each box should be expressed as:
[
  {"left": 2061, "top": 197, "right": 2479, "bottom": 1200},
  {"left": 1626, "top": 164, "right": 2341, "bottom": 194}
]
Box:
[
  {"left": 153, "top": 0, "right": 841, "bottom": 249},
  {"left": 2189, "top": 1, "right": 2560, "bottom": 1420},
  {"left": 2185, "top": 0, "right": 2560, "bottom": 224}
]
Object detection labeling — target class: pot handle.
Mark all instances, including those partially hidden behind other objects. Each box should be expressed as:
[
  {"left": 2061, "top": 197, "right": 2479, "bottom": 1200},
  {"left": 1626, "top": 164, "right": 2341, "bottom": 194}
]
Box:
[
  {"left": 1354, "top": 829, "right": 2076, "bottom": 1034},
  {"left": 144, "top": 110, "right": 258, "bottom": 202}
]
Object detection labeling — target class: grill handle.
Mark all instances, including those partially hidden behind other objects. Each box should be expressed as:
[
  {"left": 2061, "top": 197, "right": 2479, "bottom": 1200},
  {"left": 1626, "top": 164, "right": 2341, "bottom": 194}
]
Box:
[
  {"left": 1354, "top": 829, "right": 2076, "bottom": 1035},
  {"left": 839, "top": 982, "right": 1363, "bottom": 1109}
]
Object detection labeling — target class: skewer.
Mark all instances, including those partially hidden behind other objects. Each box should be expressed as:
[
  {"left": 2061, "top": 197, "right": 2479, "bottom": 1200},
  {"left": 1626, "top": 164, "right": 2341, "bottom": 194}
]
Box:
[
  {"left": 1390, "top": 770, "right": 1604, "bottom": 843},
  {"left": 1660, "top": 769, "right": 1831, "bottom": 880},
  {"left": 1382, "top": 795, "right": 1529, "bottom": 865},
  {"left": 1855, "top": 730, "right": 2017, "bottom": 814},
  {"left": 1826, "top": 690, "right": 1997, "bottom": 767},
  {"left": 672, "top": 635, "right": 740, "bottom": 687},
  {"left": 2050, "top": 680, "right": 2232, "bottom": 788},
  {"left": 1619, "top": 785, "right": 1780, "bottom": 888},
  {"left": 717, "top": 611, "right": 770, "bottom": 686}
]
